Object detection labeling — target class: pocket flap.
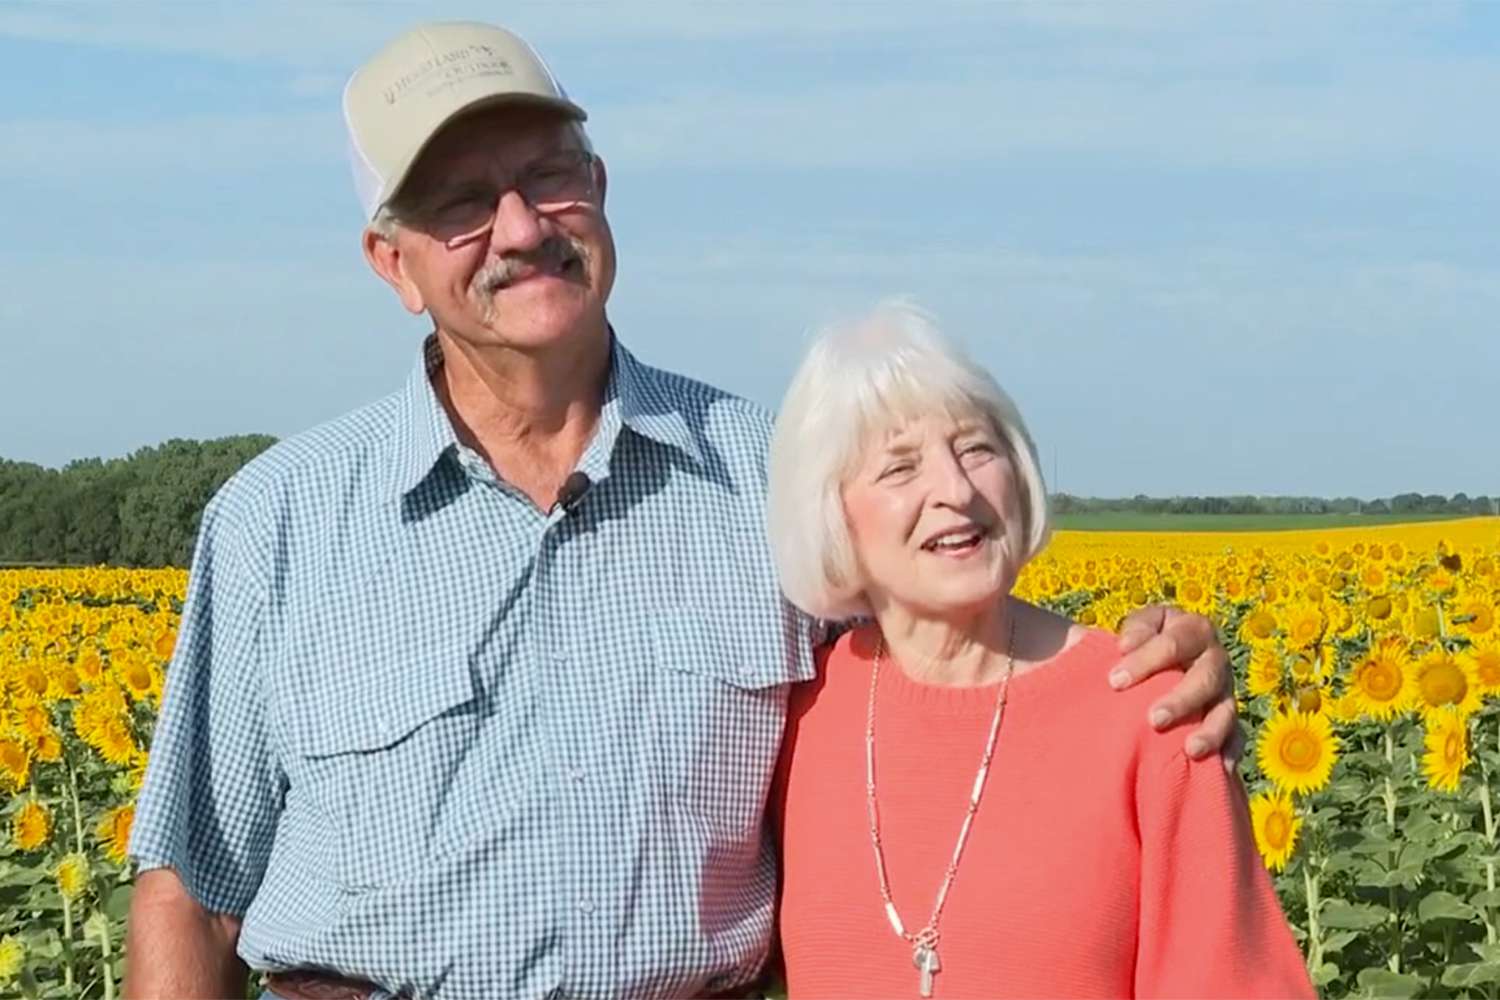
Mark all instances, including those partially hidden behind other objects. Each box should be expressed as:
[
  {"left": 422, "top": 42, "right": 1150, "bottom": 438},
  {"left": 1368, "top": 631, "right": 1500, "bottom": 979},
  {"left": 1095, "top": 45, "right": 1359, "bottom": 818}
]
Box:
[
  {"left": 651, "top": 606, "right": 815, "bottom": 689},
  {"left": 281, "top": 648, "right": 478, "bottom": 757}
]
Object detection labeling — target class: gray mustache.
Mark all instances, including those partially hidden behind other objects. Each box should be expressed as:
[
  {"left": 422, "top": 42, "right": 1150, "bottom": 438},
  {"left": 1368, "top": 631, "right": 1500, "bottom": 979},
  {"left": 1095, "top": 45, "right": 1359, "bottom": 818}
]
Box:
[{"left": 475, "top": 237, "right": 585, "bottom": 292}]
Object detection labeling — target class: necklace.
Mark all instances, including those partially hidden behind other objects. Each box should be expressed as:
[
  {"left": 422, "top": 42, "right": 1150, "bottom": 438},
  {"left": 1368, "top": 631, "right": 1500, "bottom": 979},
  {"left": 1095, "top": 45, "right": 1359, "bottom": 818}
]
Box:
[{"left": 864, "top": 616, "right": 1016, "bottom": 998}]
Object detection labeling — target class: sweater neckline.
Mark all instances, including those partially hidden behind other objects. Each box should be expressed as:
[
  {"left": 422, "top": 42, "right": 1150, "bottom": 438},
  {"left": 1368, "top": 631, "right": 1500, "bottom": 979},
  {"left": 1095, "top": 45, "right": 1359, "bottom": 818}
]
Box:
[{"left": 846, "top": 625, "right": 1116, "bottom": 716}]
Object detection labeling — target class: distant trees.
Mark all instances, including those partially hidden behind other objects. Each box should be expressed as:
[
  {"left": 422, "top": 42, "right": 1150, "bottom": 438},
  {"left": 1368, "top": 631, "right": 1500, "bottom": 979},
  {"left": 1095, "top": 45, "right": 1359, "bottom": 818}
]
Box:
[
  {"left": 0, "top": 436, "right": 275, "bottom": 567},
  {"left": 2, "top": 435, "right": 1495, "bottom": 567},
  {"left": 1050, "top": 493, "right": 1496, "bottom": 518}
]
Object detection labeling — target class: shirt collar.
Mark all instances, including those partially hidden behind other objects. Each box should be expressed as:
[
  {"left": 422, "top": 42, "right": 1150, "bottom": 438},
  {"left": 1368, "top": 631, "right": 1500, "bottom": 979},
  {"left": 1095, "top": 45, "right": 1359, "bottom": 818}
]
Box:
[
  {"left": 388, "top": 335, "right": 459, "bottom": 500},
  {"left": 388, "top": 332, "right": 704, "bottom": 499}
]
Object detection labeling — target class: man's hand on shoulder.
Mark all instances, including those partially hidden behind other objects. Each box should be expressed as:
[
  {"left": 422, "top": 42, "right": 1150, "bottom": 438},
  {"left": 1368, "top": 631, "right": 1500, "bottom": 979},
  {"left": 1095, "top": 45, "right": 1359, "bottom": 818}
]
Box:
[{"left": 1109, "top": 604, "right": 1242, "bottom": 772}]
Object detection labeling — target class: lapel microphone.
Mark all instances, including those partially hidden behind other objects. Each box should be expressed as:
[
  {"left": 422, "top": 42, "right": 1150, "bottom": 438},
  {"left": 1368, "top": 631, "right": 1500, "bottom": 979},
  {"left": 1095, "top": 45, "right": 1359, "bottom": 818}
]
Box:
[{"left": 555, "top": 471, "right": 592, "bottom": 514}]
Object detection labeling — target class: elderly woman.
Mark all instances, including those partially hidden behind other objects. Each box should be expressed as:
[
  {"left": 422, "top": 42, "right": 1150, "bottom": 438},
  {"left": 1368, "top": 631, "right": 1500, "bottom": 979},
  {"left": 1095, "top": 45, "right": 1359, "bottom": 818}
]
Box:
[{"left": 767, "top": 302, "right": 1312, "bottom": 999}]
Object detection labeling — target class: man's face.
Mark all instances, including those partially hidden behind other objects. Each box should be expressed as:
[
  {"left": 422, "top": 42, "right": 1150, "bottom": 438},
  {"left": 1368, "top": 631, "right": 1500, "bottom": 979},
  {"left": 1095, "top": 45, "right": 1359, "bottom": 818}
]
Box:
[{"left": 369, "top": 106, "right": 616, "bottom": 354}]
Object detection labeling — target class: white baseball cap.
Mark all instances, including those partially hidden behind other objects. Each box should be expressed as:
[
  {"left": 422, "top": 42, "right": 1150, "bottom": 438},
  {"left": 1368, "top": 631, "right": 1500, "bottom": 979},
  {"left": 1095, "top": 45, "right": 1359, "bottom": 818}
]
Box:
[{"left": 343, "top": 21, "right": 587, "bottom": 220}]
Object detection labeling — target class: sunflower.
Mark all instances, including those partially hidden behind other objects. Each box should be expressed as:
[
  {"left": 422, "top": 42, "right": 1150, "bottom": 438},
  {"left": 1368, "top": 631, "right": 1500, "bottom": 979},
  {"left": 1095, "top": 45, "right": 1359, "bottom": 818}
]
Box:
[
  {"left": 54, "top": 853, "right": 89, "bottom": 901},
  {"left": 32, "top": 732, "right": 62, "bottom": 764},
  {"left": 0, "top": 936, "right": 21, "bottom": 982},
  {"left": 50, "top": 665, "right": 83, "bottom": 700},
  {"left": 1250, "top": 790, "right": 1302, "bottom": 872},
  {"left": 153, "top": 628, "right": 177, "bottom": 661},
  {"left": 1177, "top": 576, "right": 1214, "bottom": 614},
  {"left": 1428, "top": 566, "right": 1458, "bottom": 594},
  {"left": 1411, "top": 606, "right": 1442, "bottom": 640},
  {"left": 1348, "top": 637, "right": 1415, "bottom": 721},
  {"left": 1474, "top": 644, "right": 1500, "bottom": 696},
  {"left": 0, "top": 738, "right": 29, "bottom": 792},
  {"left": 1324, "top": 690, "right": 1362, "bottom": 724},
  {"left": 1291, "top": 683, "right": 1328, "bottom": 715},
  {"left": 1246, "top": 649, "right": 1284, "bottom": 698},
  {"left": 1413, "top": 648, "right": 1483, "bottom": 719},
  {"left": 1422, "top": 709, "right": 1470, "bottom": 793},
  {"left": 1284, "top": 602, "right": 1325, "bottom": 649},
  {"left": 95, "top": 804, "right": 135, "bottom": 865},
  {"left": 1257, "top": 710, "right": 1339, "bottom": 795},
  {"left": 1365, "top": 593, "right": 1396, "bottom": 629},
  {"left": 11, "top": 799, "right": 51, "bottom": 852},
  {"left": 118, "top": 656, "right": 157, "bottom": 702},
  {"left": 1454, "top": 593, "right": 1496, "bottom": 637},
  {"left": 75, "top": 650, "right": 105, "bottom": 685},
  {"left": 1240, "top": 608, "right": 1278, "bottom": 644},
  {"left": 93, "top": 717, "right": 139, "bottom": 767},
  {"left": 14, "top": 663, "right": 48, "bottom": 701}
]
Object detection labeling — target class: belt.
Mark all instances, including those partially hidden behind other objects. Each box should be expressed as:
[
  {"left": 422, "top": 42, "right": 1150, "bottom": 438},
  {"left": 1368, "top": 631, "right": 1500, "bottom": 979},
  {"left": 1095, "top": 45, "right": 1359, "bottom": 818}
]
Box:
[
  {"left": 264, "top": 971, "right": 766, "bottom": 1000},
  {"left": 265, "top": 971, "right": 386, "bottom": 1000}
]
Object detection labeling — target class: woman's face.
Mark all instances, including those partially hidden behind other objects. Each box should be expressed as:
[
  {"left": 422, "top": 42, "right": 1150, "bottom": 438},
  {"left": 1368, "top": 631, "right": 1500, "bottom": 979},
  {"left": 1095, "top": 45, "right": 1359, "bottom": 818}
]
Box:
[{"left": 841, "top": 411, "right": 1027, "bottom": 621}]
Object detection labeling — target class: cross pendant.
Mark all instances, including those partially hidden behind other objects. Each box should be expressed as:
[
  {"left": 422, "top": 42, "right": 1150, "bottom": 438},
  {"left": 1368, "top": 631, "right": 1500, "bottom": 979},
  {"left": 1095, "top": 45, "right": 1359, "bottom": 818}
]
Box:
[{"left": 913, "top": 945, "right": 941, "bottom": 998}]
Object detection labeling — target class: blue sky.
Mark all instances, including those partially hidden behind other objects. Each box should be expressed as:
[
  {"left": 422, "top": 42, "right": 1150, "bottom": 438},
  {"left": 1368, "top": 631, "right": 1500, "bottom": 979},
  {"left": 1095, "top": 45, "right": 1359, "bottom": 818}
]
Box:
[{"left": 3, "top": 2, "right": 1496, "bottom": 497}]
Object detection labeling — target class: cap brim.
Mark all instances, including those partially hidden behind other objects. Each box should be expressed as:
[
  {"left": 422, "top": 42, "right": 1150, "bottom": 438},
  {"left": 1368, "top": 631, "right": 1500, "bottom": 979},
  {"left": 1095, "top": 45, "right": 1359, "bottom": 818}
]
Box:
[{"left": 375, "top": 92, "right": 588, "bottom": 218}]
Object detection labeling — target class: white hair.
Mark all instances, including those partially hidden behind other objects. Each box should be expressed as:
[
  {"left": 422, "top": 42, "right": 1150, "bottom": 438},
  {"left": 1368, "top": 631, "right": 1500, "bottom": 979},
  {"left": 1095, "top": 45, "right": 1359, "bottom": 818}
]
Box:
[{"left": 767, "top": 299, "right": 1052, "bottom": 621}]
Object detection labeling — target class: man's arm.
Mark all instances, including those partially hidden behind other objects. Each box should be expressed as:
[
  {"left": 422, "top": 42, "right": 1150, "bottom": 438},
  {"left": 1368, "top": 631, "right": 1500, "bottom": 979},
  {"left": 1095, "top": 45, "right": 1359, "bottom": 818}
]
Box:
[
  {"left": 126, "top": 492, "right": 284, "bottom": 996},
  {"left": 124, "top": 868, "right": 247, "bottom": 999},
  {"left": 1110, "top": 605, "right": 1242, "bottom": 769}
]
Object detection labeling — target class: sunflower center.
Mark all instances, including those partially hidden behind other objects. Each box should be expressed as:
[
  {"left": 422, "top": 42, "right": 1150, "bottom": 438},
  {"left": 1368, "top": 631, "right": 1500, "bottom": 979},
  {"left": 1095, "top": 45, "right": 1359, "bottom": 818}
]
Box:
[
  {"left": 1247, "top": 612, "right": 1276, "bottom": 640},
  {"left": 1444, "top": 732, "right": 1464, "bottom": 765},
  {"left": 1360, "top": 662, "right": 1402, "bottom": 702},
  {"left": 1368, "top": 596, "right": 1393, "bottom": 620},
  {"left": 1469, "top": 607, "right": 1495, "bottom": 634},
  {"left": 1421, "top": 662, "right": 1467, "bottom": 706},
  {"left": 1295, "top": 688, "right": 1322, "bottom": 713},
  {"left": 1264, "top": 811, "right": 1291, "bottom": 849},
  {"left": 1280, "top": 731, "right": 1321, "bottom": 772},
  {"left": 1478, "top": 654, "right": 1500, "bottom": 688}
]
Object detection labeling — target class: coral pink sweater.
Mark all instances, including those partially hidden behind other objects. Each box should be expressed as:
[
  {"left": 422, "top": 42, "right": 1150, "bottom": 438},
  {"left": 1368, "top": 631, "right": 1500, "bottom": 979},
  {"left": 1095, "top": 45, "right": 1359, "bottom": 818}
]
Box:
[{"left": 773, "top": 626, "right": 1314, "bottom": 999}]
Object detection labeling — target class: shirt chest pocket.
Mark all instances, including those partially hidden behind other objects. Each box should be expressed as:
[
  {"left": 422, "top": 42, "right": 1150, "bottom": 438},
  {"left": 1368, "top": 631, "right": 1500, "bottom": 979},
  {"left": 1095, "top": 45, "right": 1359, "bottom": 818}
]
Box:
[
  {"left": 647, "top": 608, "right": 810, "bottom": 838},
  {"left": 275, "top": 647, "right": 521, "bottom": 891}
]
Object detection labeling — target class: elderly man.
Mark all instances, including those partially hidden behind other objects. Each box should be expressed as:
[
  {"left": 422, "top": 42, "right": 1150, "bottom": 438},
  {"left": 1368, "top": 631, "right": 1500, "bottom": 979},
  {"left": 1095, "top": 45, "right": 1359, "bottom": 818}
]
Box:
[{"left": 125, "top": 20, "right": 1239, "bottom": 1000}]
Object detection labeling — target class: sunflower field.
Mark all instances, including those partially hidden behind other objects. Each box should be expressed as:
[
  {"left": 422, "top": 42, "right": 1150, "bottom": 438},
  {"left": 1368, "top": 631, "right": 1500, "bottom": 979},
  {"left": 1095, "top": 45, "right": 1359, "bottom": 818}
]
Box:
[{"left": 0, "top": 519, "right": 1497, "bottom": 997}]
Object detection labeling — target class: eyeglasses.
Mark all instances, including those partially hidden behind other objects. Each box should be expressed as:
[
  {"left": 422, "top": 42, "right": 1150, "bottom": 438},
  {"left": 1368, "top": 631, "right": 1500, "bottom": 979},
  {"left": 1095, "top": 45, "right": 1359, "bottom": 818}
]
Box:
[{"left": 403, "top": 149, "right": 598, "bottom": 249}]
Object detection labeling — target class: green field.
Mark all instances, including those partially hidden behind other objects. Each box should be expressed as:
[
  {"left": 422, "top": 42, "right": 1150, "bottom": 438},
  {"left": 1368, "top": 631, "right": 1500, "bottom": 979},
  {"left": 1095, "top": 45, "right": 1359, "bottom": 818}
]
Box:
[{"left": 1054, "top": 512, "right": 1474, "bottom": 532}]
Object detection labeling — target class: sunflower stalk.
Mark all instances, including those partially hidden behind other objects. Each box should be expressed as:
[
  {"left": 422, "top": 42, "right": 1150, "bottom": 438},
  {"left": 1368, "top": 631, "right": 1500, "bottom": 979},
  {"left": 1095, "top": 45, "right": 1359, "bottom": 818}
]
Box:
[
  {"left": 1480, "top": 753, "right": 1498, "bottom": 945},
  {"left": 60, "top": 891, "right": 74, "bottom": 992},
  {"left": 1302, "top": 861, "right": 1323, "bottom": 971},
  {"left": 65, "top": 760, "right": 85, "bottom": 856},
  {"left": 1384, "top": 727, "right": 1402, "bottom": 974},
  {"left": 96, "top": 908, "right": 115, "bottom": 1000}
]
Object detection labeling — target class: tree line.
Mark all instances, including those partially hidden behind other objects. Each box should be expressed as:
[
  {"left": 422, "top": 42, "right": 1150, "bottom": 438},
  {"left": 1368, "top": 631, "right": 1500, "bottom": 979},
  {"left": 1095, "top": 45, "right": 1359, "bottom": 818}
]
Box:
[
  {"left": 1051, "top": 493, "right": 1498, "bottom": 516},
  {"left": 1, "top": 437, "right": 1494, "bottom": 567},
  {"left": 0, "top": 436, "right": 276, "bottom": 568}
]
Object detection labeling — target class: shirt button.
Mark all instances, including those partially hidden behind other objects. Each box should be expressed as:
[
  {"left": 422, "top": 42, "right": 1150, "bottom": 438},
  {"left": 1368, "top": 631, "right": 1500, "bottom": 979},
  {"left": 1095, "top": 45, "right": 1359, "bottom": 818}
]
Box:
[
  {"left": 565, "top": 766, "right": 585, "bottom": 783},
  {"left": 577, "top": 897, "right": 595, "bottom": 914}
]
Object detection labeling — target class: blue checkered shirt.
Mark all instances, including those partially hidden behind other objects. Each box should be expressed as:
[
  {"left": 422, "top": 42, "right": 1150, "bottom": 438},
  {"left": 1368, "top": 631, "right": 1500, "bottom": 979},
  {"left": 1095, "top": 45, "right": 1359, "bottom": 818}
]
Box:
[{"left": 130, "top": 334, "right": 817, "bottom": 999}]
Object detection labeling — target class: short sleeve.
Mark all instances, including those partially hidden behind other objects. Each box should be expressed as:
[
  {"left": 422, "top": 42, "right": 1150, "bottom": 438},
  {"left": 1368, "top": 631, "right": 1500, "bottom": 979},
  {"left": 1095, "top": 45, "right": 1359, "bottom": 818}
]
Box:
[
  {"left": 128, "top": 494, "right": 284, "bottom": 917},
  {"left": 1134, "top": 751, "right": 1316, "bottom": 999}
]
